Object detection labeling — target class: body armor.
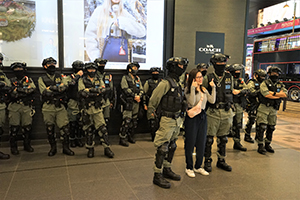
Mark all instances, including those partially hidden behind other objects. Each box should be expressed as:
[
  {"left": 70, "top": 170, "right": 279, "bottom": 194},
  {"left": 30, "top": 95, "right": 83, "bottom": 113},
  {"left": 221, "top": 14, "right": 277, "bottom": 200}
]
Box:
[
  {"left": 258, "top": 79, "right": 283, "bottom": 110},
  {"left": 10, "top": 77, "right": 34, "bottom": 106},
  {"left": 81, "top": 76, "right": 103, "bottom": 109}
]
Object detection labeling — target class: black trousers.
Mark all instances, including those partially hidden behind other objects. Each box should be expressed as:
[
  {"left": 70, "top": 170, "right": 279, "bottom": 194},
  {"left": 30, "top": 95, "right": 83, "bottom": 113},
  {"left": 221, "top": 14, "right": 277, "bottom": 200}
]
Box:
[{"left": 184, "top": 110, "right": 207, "bottom": 170}]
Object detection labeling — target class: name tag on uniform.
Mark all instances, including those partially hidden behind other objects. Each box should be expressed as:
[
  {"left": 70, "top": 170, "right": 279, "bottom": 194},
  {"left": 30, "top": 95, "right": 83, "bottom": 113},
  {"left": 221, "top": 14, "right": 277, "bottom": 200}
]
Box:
[
  {"left": 136, "top": 83, "right": 140, "bottom": 88},
  {"left": 105, "top": 80, "right": 109, "bottom": 84},
  {"left": 255, "top": 83, "right": 259, "bottom": 86},
  {"left": 225, "top": 85, "right": 231, "bottom": 90}
]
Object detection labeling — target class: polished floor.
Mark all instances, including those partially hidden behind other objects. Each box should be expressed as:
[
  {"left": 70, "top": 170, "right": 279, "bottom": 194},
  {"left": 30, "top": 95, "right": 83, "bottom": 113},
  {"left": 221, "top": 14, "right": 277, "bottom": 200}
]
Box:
[{"left": 0, "top": 103, "right": 300, "bottom": 200}]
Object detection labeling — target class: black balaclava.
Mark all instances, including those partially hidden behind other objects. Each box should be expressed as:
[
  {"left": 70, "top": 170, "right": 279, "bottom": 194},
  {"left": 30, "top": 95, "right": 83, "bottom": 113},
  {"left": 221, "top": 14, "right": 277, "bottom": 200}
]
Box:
[
  {"left": 269, "top": 75, "right": 279, "bottom": 83},
  {"left": 201, "top": 70, "right": 207, "bottom": 77},
  {"left": 14, "top": 70, "right": 25, "bottom": 80},
  {"left": 168, "top": 66, "right": 185, "bottom": 82},
  {"left": 46, "top": 65, "right": 56, "bottom": 75},
  {"left": 131, "top": 69, "right": 138, "bottom": 76},
  {"left": 98, "top": 66, "right": 105, "bottom": 74},
  {"left": 152, "top": 74, "right": 159, "bottom": 80},
  {"left": 214, "top": 64, "right": 226, "bottom": 76},
  {"left": 257, "top": 76, "right": 265, "bottom": 83},
  {"left": 87, "top": 71, "right": 96, "bottom": 78},
  {"left": 234, "top": 72, "right": 241, "bottom": 78}
]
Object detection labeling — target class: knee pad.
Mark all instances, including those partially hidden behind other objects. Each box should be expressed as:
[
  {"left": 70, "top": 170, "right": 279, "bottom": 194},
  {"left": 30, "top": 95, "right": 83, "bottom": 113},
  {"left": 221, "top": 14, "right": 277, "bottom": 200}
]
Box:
[
  {"left": 157, "top": 142, "right": 169, "bottom": 154},
  {"left": 206, "top": 136, "right": 214, "bottom": 146},
  {"left": 124, "top": 117, "right": 132, "bottom": 127},
  {"left": 46, "top": 124, "right": 55, "bottom": 135},
  {"left": 104, "top": 118, "right": 109, "bottom": 124},
  {"left": 87, "top": 125, "right": 94, "bottom": 133},
  {"left": 169, "top": 140, "right": 177, "bottom": 151},
  {"left": 22, "top": 125, "right": 32, "bottom": 132},
  {"left": 132, "top": 118, "right": 138, "bottom": 129},
  {"left": 267, "top": 125, "right": 275, "bottom": 132},
  {"left": 218, "top": 136, "right": 228, "bottom": 144},
  {"left": 99, "top": 125, "right": 108, "bottom": 134},
  {"left": 10, "top": 126, "right": 19, "bottom": 136},
  {"left": 259, "top": 123, "right": 267, "bottom": 131},
  {"left": 61, "top": 125, "right": 70, "bottom": 135}
]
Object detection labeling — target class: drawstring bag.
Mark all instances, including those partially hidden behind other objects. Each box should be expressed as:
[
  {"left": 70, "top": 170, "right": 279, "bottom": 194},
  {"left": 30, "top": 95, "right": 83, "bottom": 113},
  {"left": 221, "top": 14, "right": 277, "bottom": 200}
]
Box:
[
  {"left": 186, "top": 97, "right": 203, "bottom": 118},
  {"left": 101, "top": 23, "right": 128, "bottom": 62}
]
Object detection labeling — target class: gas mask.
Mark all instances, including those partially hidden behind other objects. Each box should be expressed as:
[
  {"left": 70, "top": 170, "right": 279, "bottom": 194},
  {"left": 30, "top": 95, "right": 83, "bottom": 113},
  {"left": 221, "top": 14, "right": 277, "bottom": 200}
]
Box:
[
  {"left": 14, "top": 70, "right": 25, "bottom": 80},
  {"left": 46, "top": 65, "right": 56, "bottom": 75},
  {"left": 87, "top": 71, "right": 96, "bottom": 78},
  {"left": 131, "top": 69, "right": 138, "bottom": 76}
]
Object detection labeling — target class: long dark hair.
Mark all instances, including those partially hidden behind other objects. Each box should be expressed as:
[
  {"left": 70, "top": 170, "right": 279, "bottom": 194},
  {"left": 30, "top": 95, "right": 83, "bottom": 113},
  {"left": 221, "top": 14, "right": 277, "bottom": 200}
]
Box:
[{"left": 185, "top": 68, "right": 204, "bottom": 94}]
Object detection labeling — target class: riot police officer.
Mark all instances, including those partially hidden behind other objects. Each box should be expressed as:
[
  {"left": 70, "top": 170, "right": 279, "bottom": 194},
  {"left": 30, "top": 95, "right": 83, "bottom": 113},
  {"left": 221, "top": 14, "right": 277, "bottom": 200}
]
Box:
[
  {"left": 94, "top": 58, "right": 115, "bottom": 125},
  {"left": 78, "top": 62, "right": 114, "bottom": 158},
  {"left": 244, "top": 69, "right": 267, "bottom": 143},
  {"left": 143, "top": 67, "right": 162, "bottom": 141},
  {"left": 65, "top": 60, "right": 84, "bottom": 148},
  {"left": 202, "top": 53, "right": 237, "bottom": 172},
  {"left": 38, "top": 57, "right": 74, "bottom": 156},
  {"left": 227, "top": 64, "right": 248, "bottom": 151},
  {"left": 0, "top": 53, "right": 10, "bottom": 159},
  {"left": 256, "top": 66, "right": 287, "bottom": 154},
  {"left": 196, "top": 63, "right": 209, "bottom": 77},
  {"left": 119, "top": 62, "right": 143, "bottom": 147},
  {"left": 148, "top": 57, "right": 188, "bottom": 189},
  {"left": 8, "top": 62, "right": 36, "bottom": 155}
]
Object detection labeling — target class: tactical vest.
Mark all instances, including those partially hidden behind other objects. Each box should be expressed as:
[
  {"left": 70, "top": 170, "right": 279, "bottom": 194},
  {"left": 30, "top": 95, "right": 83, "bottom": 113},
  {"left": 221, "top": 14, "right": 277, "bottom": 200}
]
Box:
[
  {"left": 258, "top": 79, "right": 283, "bottom": 110},
  {"left": 41, "top": 74, "right": 67, "bottom": 105},
  {"left": 0, "top": 72, "right": 8, "bottom": 103},
  {"left": 160, "top": 77, "right": 183, "bottom": 113},
  {"left": 206, "top": 72, "right": 233, "bottom": 108},
  {"left": 10, "top": 77, "right": 34, "bottom": 105},
  {"left": 102, "top": 72, "right": 113, "bottom": 100},
  {"left": 124, "top": 74, "right": 142, "bottom": 95},
  {"left": 233, "top": 78, "right": 245, "bottom": 103},
  {"left": 67, "top": 74, "right": 79, "bottom": 101},
  {"left": 82, "top": 76, "right": 103, "bottom": 108},
  {"left": 146, "top": 79, "right": 160, "bottom": 98},
  {"left": 247, "top": 78, "right": 260, "bottom": 104}
]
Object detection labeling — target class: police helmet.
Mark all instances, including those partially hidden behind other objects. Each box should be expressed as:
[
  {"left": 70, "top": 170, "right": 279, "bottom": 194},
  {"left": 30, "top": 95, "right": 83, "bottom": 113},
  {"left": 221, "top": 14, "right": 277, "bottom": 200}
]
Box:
[
  {"left": 166, "top": 57, "right": 189, "bottom": 71},
  {"left": 231, "top": 64, "right": 244, "bottom": 71},
  {"left": 267, "top": 66, "right": 282, "bottom": 75},
  {"left": 196, "top": 63, "right": 208, "bottom": 70},
  {"left": 150, "top": 67, "right": 161, "bottom": 73},
  {"left": 127, "top": 62, "right": 140, "bottom": 71},
  {"left": 254, "top": 69, "right": 267, "bottom": 77},
  {"left": 94, "top": 58, "right": 108, "bottom": 66},
  {"left": 0, "top": 53, "right": 3, "bottom": 61},
  {"left": 72, "top": 60, "right": 84, "bottom": 71},
  {"left": 42, "top": 57, "right": 57, "bottom": 67},
  {"left": 84, "top": 62, "right": 97, "bottom": 70},
  {"left": 210, "top": 53, "right": 230, "bottom": 65},
  {"left": 10, "top": 62, "right": 27, "bottom": 71}
]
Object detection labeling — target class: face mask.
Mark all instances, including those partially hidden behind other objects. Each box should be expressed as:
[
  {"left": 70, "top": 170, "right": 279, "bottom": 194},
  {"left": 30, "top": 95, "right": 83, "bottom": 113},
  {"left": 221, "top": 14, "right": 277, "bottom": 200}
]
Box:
[
  {"left": 87, "top": 71, "right": 96, "bottom": 78},
  {"left": 14, "top": 70, "right": 25, "bottom": 79},
  {"left": 74, "top": 67, "right": 83, "bottom": 74},
  {"left": 46, "top": 65, "right": 56, "bottom": 75},
  {"left": 201, "top": 70, "right": 207, "bottom": 77},
  {"left": 234, "top": 72, "right": 240, "bottom": 78},
  {"left": 152, "top": 74, "right": 159, "bottom": 80},
  {"left": 174, "top": 65, "right": 185, "bottom": 77},
  {"left": 131, "top": 69, "right": 138, "bottom": 76},
  {"left": 269, "top": 75, "right": 279, "bottom": 83},
  {"left": 257, "top": 76, "right": 265, "bottom": 83},
  {"left": 98, "top": 66, "right": 105, "bottom": 74},
  {"left": 214, "top": 64, "right": 226, "bottom": 76}
]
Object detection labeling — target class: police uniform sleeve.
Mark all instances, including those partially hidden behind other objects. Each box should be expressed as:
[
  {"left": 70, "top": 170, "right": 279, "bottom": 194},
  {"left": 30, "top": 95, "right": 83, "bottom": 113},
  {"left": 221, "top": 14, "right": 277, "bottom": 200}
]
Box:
[
  {"left": 78, "top": 78, "right": 86, "bottom": 91},
  {"left": 147, "top": 80, "right": 170, "bottom": 119},
  {"left": 260, "top": 81, "right": 270, "bottom": 97},
  {"left": 28, "top": 78, "right": 36, "bottom": 90},
  {"left": 281, "top": 83, "right": 288, "bottom": 96},
  {"left": 121, "top": 75, "right": 134, "bottom": 96},
  {"left": 202, "top": 75, "right": 209, "bottom": 88},
  {"left": 247, "top": 80, "right": 256, "bottom": 94},
  {"left": 4, "top": 76, "right": 11, "bottom": 87},
  {"left": 38, "top": 77, "right": 47, "bottom": 94}
]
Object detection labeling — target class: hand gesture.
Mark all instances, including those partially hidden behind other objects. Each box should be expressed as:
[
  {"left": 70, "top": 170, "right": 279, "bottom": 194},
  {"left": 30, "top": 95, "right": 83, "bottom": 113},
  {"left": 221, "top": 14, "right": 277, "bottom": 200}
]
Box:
[
  {"left": 77, "top": 70, "right": 83, "bottom": 76},
  {"left": 134, "top": 95, "right": 141, "bottom": 102},
  {"left": 209, "top": 78, "right": 215, "bottom": 87},
  {"left": 192, "top": 79, "right": 198, "bottom": 87},
  {"left": 144, "top": 105, "right": 148, "bottom": 110}
]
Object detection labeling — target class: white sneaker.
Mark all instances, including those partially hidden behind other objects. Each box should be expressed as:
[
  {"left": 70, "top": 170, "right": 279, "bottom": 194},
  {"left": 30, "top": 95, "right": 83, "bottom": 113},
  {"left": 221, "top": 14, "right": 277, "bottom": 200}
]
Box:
[
  {"left": 185, "top": 169, "right": 195, "bottom": 178},
  {"left": 194, "top": 168, "right": 209, "bottom": 176}
]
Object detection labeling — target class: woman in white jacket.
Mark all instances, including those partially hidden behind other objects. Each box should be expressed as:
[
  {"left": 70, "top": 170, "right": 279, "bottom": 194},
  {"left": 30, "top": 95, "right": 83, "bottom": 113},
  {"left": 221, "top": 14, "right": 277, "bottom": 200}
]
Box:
[{"left": 85, "top": 0, "right": 146, "bottom": 62}]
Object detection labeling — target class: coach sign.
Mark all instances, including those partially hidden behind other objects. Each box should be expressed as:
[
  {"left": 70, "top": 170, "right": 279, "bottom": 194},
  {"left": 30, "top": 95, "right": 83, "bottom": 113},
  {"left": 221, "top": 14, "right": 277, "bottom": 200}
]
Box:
[{"left": 195, "top": 32, "right": 225, "bottom": 64}]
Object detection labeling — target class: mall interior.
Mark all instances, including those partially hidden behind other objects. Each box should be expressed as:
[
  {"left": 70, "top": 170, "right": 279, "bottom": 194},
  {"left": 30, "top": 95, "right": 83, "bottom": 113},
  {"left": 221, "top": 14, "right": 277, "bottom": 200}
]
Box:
[{"left": 0, "top": 0, "right": 300, "bottom": 199}]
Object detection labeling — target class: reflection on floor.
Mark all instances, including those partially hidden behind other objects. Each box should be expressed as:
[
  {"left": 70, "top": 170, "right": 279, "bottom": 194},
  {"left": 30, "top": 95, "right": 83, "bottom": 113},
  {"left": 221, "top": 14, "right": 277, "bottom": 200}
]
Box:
[{"left": 0, "top": 105, "right": 300, "bottom": 200}]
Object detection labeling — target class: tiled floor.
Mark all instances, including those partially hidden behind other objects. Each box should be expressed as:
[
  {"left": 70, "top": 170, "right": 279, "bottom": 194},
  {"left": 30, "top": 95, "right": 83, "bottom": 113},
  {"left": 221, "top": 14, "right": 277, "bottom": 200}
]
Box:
[{"left": 0, "top": 103, "right": 300, "bottom": 200}]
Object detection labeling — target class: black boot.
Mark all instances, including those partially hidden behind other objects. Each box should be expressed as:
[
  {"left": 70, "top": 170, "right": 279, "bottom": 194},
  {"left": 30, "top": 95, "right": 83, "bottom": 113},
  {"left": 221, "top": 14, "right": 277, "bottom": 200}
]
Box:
[
  {"left": 153, "top": 173, "right": 171, "bottom": 189},
  {"left": 119, "top": 121, "right": 129, "bottom": 147},
  {"left": 257, "top": 144, "right": 266, "bottom": 155},
  {"left": 23, "top": 125, "right": 34, "bottom": 152},
  {"left": 48, "top": 140, "right": 57, "bottom": 157},
  {"left": 62, "top": 134, "right": 75, "bottom": 156},
  {"left": 75, "top": 138, "right": 84, "bottom": 147},
  {"left": 104, "top": 147, "right": 114, "bottom": 158},
  {"left": 119, "top": 137, "right": 129, "bottom": 147},
  {"left": 216, "top": 158, "right": 232, "bottom": 172},
  {"left": 265, "top": 142, "right": 274, "bottom": 153},
  {"left": 127, "top": 128, "right": 136, "bottom": 144},
  {"left": 87, "top": 147, "right": 94, "bottom": 158},
  {"left": 163, "top": 167, "right": 181, "bottom": 181},
  {"left": 0, "top": 151, "right": 10, "bottom": 159},
  {"left": 233, "top": 141, "right": 247, "bottom": 151},
  {"left": 204, "top": 158, "right": 212, "bottom": 172},
  {"left": 244, "top": 133, "right": 254, "bottom": 143},
  {"left": 69, "top": 121, "right": 77, "bottom": 148},
  {"left": 46, "top": 124, "right": 57, "bottom": 156},
  {"left": 9, "top": 126, "right": 19, "bottom": 155}
]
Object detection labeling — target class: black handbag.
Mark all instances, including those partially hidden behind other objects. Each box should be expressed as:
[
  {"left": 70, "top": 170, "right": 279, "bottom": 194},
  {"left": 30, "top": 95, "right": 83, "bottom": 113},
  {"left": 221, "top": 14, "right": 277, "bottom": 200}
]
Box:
[{"left": 101, "top": 23, "right": 128, "bottom": 62}]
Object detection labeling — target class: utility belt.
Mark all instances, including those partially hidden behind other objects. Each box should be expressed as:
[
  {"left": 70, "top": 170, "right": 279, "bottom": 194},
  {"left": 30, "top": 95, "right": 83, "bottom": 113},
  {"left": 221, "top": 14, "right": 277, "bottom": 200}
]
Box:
[
  {"left": 45, "top": 98, "right": 65, "bottom": 108},
  {"left": 11, "top": 99, "right": 32, "bottom": 106},
  {"left": 261, "top": 100, "right": 280, "bottom": 110},
  {"left": 84, "top": 100, "right": 102, "bottom": 109},
  {"left": 208, "top": 103, "right": 227, "bottom": 109},
  {"left": 161, "top": 110, "right": 181, "bottom": 119}
]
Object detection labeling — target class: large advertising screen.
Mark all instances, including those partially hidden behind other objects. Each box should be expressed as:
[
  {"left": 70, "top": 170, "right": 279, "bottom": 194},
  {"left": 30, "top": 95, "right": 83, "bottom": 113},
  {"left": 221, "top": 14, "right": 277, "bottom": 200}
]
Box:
[
  {"left": 0, "top": 0, "right": 58, "bottom": 67},
  {"left": 64, "top": 0, "right": 164, "bottom": 70},
  {"left": 257, "top": 0, "right": 300, "bottom": 27}
]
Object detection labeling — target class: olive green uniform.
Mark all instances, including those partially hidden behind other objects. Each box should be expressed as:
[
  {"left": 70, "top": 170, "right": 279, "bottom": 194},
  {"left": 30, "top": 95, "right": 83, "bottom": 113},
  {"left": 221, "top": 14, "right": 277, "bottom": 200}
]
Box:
[
  {"left": 256, "top": 80, "right": 287, "bottom": 145},
  {"left": 0, "top": 70, "right": 11, "bottom": 145},
  {"left": 147, "top": 79, "right": 184, "bottom": 173}
]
